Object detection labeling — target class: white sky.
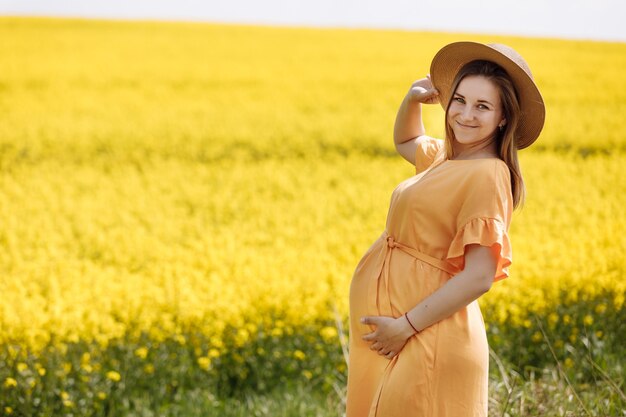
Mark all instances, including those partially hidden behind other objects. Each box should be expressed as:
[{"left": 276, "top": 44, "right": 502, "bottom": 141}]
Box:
[{"left": 1, "top": 0, "right": 625, "bottom": 43}]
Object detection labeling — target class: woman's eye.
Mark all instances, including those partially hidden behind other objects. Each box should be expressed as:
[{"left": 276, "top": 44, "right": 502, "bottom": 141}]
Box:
[
  {"left": 454, "top": 97, "right": 464, "bottom": 103},
  {"left": 478, "top": 104, "right": 488, "bottom": 110}
]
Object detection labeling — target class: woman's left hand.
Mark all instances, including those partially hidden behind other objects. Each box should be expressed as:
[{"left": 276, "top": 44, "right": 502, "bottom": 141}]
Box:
[{"left": 361, "top": 316, "right": 415, "bottom": 360}]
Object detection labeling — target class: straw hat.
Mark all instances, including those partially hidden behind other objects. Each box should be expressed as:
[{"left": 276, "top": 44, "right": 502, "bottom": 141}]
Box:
[{"left": 430, "top": 41, "right": 545, "bottom": 150}]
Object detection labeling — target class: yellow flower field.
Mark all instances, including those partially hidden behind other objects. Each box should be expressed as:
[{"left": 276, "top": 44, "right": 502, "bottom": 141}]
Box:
[{"left": 0, "top": 18, "right": 624, "bottom": 411}]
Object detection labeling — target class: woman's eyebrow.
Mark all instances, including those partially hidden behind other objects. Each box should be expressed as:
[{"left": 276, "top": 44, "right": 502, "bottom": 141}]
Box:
[{"left": 453, "top": 93, "right": 493, "bottom": 106}]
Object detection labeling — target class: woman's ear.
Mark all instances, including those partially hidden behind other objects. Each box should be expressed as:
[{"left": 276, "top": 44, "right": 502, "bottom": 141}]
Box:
[{"left": 500, "top": 118, "right": 507, "bottom": 127}]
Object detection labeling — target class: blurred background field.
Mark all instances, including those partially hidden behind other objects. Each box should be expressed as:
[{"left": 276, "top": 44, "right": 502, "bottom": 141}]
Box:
[{"left": 0, "top": 17, "right": 625, "bottom": 416}]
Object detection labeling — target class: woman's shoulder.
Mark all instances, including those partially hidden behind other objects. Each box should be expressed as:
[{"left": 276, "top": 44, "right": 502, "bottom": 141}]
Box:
[
  {"left": 454, "top": 158, "right": 513, "bottom": 225},
  {"left": 415, "top": 136, "right": 445, "bottom": 174}
]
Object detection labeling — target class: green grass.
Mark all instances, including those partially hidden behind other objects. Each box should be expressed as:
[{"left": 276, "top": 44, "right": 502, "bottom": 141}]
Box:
[
  {"left": 43, "top": 365, "right": 619, "bottom": 417},
  {"left": 160, "top": 359, "right": 626, "bottom": 417},
  {"left": 2, "top": 321, "right": 623, "bottom": 416}
]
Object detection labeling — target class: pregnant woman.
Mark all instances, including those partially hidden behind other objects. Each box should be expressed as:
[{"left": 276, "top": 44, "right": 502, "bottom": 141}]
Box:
[{"left": 346, "top": 41, "right": 545, "bottom": 417}]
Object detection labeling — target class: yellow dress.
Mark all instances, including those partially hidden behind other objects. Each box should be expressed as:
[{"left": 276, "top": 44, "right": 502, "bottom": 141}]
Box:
[{"left": 346, "top": 137, "right": 513, "bottom": 417}]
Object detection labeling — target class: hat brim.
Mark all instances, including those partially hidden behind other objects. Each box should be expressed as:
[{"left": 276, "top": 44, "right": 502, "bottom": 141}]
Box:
[{"left": 430, "top": 41, "right": 545, "bottom": 150}]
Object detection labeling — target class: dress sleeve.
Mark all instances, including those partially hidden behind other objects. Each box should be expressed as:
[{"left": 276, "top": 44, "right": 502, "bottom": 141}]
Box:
[
  {"left": 445, "top": 161, "right": 514, "bottom": 282},
  {"left": 415, "top": 136, "right": 445, "bottom": 174}
]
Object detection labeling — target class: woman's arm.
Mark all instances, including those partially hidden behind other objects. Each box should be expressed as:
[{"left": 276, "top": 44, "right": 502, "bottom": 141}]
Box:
[
  {"left": 394, "top": 75, "right": 440, "bottom": 165},
  {"left": 361, "top": 244, "right": 497, "bottom": 358}
]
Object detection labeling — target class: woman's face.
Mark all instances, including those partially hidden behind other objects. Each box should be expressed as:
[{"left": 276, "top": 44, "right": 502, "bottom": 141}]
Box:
[{"left": 446, "top": 75, "right": 506, "bottom": 146}]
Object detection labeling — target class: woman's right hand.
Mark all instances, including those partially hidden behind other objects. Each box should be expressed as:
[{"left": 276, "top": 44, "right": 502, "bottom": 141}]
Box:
[
  {"left": 407, "top": 74, "right": 439, "bottom": 105},
  {"left": 393, "top": 74, "right": 439, "bottom": 164}
]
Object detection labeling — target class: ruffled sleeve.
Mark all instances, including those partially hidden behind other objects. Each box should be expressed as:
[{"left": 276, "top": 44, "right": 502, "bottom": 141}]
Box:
[
  {"left": 415, "top": 136, "right": 444, "bottom": 174},
  {"left": 446, "top": 217, "right": 512, "bottom": 281},
  {"left": 445, "top": 161, "right": 514, "bottom": 282}
]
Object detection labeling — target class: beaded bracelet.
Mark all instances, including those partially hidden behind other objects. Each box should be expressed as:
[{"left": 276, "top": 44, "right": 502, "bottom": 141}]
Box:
[{"left": 404, "top": 312, "right": 420, "bottom": 334}]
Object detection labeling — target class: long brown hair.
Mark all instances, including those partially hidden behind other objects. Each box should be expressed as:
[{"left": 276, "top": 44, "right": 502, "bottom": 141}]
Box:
[{"left": 443, "top": 60, "right": 525, "bottom": 210}]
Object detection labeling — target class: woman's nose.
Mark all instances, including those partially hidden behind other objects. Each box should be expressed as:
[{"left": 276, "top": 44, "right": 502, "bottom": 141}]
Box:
[{"left": 460, "top": 105, "right": 475, "bottom": 121}]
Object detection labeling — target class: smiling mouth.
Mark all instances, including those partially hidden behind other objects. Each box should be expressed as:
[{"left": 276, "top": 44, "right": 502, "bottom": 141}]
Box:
[{"left": 456, "top": 121, "right": 477, "bottom": 128}]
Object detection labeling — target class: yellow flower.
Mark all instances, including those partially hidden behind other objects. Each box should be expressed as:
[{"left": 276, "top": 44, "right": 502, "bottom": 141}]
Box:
[
  {"left": 3, "top": 377, "right": 17, "bottom": 388},
  {"left": 61, "top": 391, "right": 70, "bottom": 400},
  {"left": 531, "top": 331, "right": 542, "bottom": 342},
  {"left": 245, "top": 322, "right": 258, "bottom": 334},
  {"left": 320, "top": 326, "right": 338, "bottom": 342},
  {"left": 234, "top": 329, "right": 250, "bottom": 347},
  {"left": 0, "top": 25, "right": 624, "bottom": 385},
  {"left": 8, "top": 347, "right": 18, "bottom": 361},
  {"left": 4, "top": 407, "right": 13, "bottom": 415},
  {"left": 35, "top": 363, "right": 46, "bottom": 376},
  {"left": 548, "top": 313, "right": 559, "bottom": 326},
  {"left": 595, "top": 330, "right": 603, "bottom": 338},
  {"left": 564, "top": 358, "right": 574, "bottom": 368},
  {"left": 134, "top": 347, "right": 149, "bottom": 359},
  {"left": 594, "top": 303, "right": 607, "bottom": 314},
  {"left": 97, "top": 391, "right": 107, "bottom": 400},
  {"left": 293, "top": 350, "right": 306, "bottom": 360},
  {"left": 81, "top": 363, "right": 93, "bottom": 373},
  {"left": 17, "top": 363, "right": 28, "bottom": 373},
  {"left": 197, "top": 357, "right": 211, "bottom": 371},
  {"left": 583, "top": 315, "right": 593, "bottom": 326},
  {"left": 563, "top": 314, "right": 572, "bottom": 325},
  {"left": 210, "top": 337, "right": 224, "bottom": 350},
  {"left": 144, "top": 364, "right": 155, "bottom": 374},
  {"left": 302, "top": 370, "right": 313, "bottom": 380},
  {"left": 63, "top": 362, "right": 72, "bottom": 375},
  {"left": 63, "top": 400, "right": 74, "bottom": 408},
  {"left": 106, "top": 371, "right": 121, "bottom": 382},
  {"left": 208, "top": 348, "right": 220, "bottom": 358}
]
